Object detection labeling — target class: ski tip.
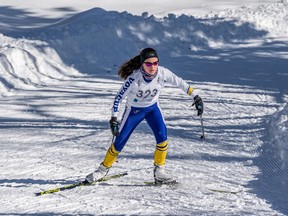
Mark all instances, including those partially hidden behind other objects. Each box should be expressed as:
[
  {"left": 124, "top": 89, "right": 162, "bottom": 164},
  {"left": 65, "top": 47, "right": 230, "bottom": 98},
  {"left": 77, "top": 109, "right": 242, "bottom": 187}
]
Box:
[{"left": 208, "top": 189, "right": 242, "bottom": 194}]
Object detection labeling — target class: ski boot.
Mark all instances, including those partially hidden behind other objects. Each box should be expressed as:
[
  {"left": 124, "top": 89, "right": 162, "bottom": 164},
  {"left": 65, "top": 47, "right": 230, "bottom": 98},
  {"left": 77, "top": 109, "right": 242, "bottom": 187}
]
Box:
[
  {"left": 85, "top": 163, "right": 110, "bottom": 183},
  {"left": 153, "top": 165, "right": 176, "bottom": 185}
]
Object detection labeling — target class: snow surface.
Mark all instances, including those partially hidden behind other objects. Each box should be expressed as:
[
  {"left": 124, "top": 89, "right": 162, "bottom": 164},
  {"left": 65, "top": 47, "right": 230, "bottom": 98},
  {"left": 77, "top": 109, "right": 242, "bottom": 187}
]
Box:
[{"left": 0, "top": 0, "right": 288, "bottom": 215}]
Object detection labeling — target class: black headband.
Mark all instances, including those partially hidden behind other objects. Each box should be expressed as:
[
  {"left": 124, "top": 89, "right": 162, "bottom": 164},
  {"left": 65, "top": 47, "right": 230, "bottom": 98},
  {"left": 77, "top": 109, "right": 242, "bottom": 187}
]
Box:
[{"left": 140, "top": 48, "right": 159, "bottom": 64}]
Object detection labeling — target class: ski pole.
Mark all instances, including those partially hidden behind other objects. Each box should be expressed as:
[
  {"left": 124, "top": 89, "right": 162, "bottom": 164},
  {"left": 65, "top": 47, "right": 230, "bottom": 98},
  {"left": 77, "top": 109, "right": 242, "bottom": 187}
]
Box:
[
  {"left": 112, "top": 135, "right": 116, "bottom": 143},
  {"left": 191, "top": 103, "right": 205, "bottom": 141},
  {"left": 200, "top": 115, "right": 205, "bottom": 140}
]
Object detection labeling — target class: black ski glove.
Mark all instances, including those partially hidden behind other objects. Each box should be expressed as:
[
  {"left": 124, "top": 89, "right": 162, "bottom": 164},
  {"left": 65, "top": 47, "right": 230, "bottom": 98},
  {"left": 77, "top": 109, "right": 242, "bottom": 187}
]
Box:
[
  {"left": 109, "top": 117, "right": 120, "bottom": 136},
  {"left": 192, "top": 95, "right": 204, "bottom": 116}
]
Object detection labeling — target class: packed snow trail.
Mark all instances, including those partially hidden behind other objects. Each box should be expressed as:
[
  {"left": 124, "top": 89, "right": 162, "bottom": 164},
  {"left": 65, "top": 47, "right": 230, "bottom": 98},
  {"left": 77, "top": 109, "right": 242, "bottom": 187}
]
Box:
[{"left": 0, "top": 75, "right": 284, "bottom": 215}]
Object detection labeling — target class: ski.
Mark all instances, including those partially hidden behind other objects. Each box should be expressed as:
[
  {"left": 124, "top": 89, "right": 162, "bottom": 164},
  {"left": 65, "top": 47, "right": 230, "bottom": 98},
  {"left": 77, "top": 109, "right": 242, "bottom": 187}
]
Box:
[
  {"left": 208, "top": 188, "right": 242, "bottom": 194},
  {"left": 143, "top": 181, "right": 240, "bottom": 194},
  {"left": 144, "top": 180, "right": 179, "bottom": 186},
  {"left": 35, "top": 172, "right": 128, "bottom": 196}
]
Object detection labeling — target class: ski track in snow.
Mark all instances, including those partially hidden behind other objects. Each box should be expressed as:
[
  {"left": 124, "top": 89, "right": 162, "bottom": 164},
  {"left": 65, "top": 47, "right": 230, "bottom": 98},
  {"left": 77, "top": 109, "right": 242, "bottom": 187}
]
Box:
[{"left": 0, "top": 1, "right": 288, "bottom": 215}]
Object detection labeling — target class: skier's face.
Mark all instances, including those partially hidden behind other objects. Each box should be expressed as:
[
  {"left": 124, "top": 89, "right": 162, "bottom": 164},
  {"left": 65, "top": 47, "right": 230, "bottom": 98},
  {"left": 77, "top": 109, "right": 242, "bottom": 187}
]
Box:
[{"left": 142, "top": 57, "right": 158, "bottom": 75}]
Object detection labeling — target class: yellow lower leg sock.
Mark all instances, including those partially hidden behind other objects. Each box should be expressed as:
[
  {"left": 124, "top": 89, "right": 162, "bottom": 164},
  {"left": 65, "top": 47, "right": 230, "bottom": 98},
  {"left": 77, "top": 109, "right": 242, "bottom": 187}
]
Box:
[
  {"left": 154, "top": 140, "right": 168, "bottom": 166},
  {"left": 103, "top": 144, "right": 119, "bottom": 168}
]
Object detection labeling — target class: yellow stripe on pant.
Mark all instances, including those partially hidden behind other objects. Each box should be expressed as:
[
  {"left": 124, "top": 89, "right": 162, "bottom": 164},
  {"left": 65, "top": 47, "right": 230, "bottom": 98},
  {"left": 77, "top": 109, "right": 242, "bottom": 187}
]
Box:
[
  {"left": 154, "top": 140, "right": 168, "bottom": 166},
  {"left": 103, "top": 144, "right": 119, "bottom": 168}
]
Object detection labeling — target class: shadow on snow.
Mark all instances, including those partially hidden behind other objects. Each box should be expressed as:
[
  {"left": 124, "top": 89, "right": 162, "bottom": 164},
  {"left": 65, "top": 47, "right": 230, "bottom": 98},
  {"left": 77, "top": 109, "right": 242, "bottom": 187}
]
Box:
[{"left": 1, "top": 6, "right": 288, "bottom": 215}]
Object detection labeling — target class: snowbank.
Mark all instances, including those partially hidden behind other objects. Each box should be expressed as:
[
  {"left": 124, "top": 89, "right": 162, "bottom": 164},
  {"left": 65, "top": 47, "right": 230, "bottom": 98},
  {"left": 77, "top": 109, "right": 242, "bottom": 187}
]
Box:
[
  {"left": 3, "top": 2, "right": 285, "bottom": 79},
  {"left": 5, "top": 7, "right": 274, "bottom": 75},
  {"left": 206, "top": 1, "right": 288, "bottom": 38},
  {"left": 1, "top": 2, "right": 286, "bottom": 95},
  {"left": 0, "top": 34, "right": 81, "bottom": 96},
  {"left": 250, "top": 96, "right": 288, "bottom": 214},
  {"left": 269, "top": 99, "right": 288, "bottom": 170}
]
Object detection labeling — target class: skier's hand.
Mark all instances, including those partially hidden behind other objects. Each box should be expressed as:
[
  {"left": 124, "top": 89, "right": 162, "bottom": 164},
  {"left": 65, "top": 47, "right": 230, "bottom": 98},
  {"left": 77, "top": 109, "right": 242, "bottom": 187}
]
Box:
[
  {"left": 109, "top": 117, "right": 119, "bottom": 136},
  {"left": 192, "top": 95, "right": 204, "bottom": 116}
]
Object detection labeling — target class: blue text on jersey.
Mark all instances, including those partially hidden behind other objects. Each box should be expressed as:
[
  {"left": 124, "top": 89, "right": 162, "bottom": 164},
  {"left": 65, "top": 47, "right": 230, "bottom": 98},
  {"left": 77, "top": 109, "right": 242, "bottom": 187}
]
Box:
[{"left": 113, "top": 77, "right": 135, "bottom": 112}]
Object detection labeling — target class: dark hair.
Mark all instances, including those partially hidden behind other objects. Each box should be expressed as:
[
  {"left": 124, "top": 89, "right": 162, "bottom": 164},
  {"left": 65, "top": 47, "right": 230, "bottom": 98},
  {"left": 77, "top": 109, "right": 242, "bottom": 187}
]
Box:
[
  {"left": 118, "top": 55, "right": 141, "bottom": 79},
  {"left": 118, "top": 48, "right": 159, "bottom": 79}
]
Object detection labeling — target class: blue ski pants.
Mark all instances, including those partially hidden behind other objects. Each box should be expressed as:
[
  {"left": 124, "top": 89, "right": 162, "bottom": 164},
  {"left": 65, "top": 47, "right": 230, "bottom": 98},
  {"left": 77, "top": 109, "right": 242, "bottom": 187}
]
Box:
[{"left": 113, "top": 102, "right": 167, "bottom": 152}]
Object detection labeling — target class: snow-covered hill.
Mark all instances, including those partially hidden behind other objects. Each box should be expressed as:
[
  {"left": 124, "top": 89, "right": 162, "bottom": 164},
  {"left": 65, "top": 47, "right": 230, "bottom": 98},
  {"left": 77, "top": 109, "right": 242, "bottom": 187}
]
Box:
[
  {"left": 0, "top": 35, "right": 81, "bottom": 96},
  {"left": 0, "top": 1, "right": 287, "bottom": 215}
]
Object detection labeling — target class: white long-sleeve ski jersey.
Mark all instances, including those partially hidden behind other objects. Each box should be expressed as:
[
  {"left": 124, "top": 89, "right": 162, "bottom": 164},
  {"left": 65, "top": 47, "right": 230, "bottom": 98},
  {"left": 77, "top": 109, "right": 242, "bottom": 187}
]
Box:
[{"left": 111, "top": 66, "right": 196, "bottom": 118}]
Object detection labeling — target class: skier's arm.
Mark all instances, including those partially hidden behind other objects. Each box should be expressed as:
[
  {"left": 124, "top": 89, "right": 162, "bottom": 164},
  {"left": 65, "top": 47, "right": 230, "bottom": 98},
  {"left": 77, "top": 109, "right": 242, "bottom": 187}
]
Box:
[
  {"left": 111, "top": 75, "right": 136, "bottom": 118},
  {"left": 162, "top": 67, "right": 196, "bottom": 98},
  {"left": 162, "top": 67, "right": 203, "bottom": 115}
]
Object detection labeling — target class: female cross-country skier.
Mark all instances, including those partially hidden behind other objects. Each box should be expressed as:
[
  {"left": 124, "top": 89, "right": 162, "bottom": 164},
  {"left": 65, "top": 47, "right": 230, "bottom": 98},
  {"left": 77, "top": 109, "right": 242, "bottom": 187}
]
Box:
[{"left": 85, "top": 47, "right": 204, "bottom": 184}]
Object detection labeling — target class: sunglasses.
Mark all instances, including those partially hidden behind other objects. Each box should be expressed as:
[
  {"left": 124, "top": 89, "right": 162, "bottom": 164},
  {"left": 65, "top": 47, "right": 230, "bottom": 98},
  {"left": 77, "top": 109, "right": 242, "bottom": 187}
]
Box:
[{"left": 144, "top": 61, "right": 159, "bottom": 67}]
